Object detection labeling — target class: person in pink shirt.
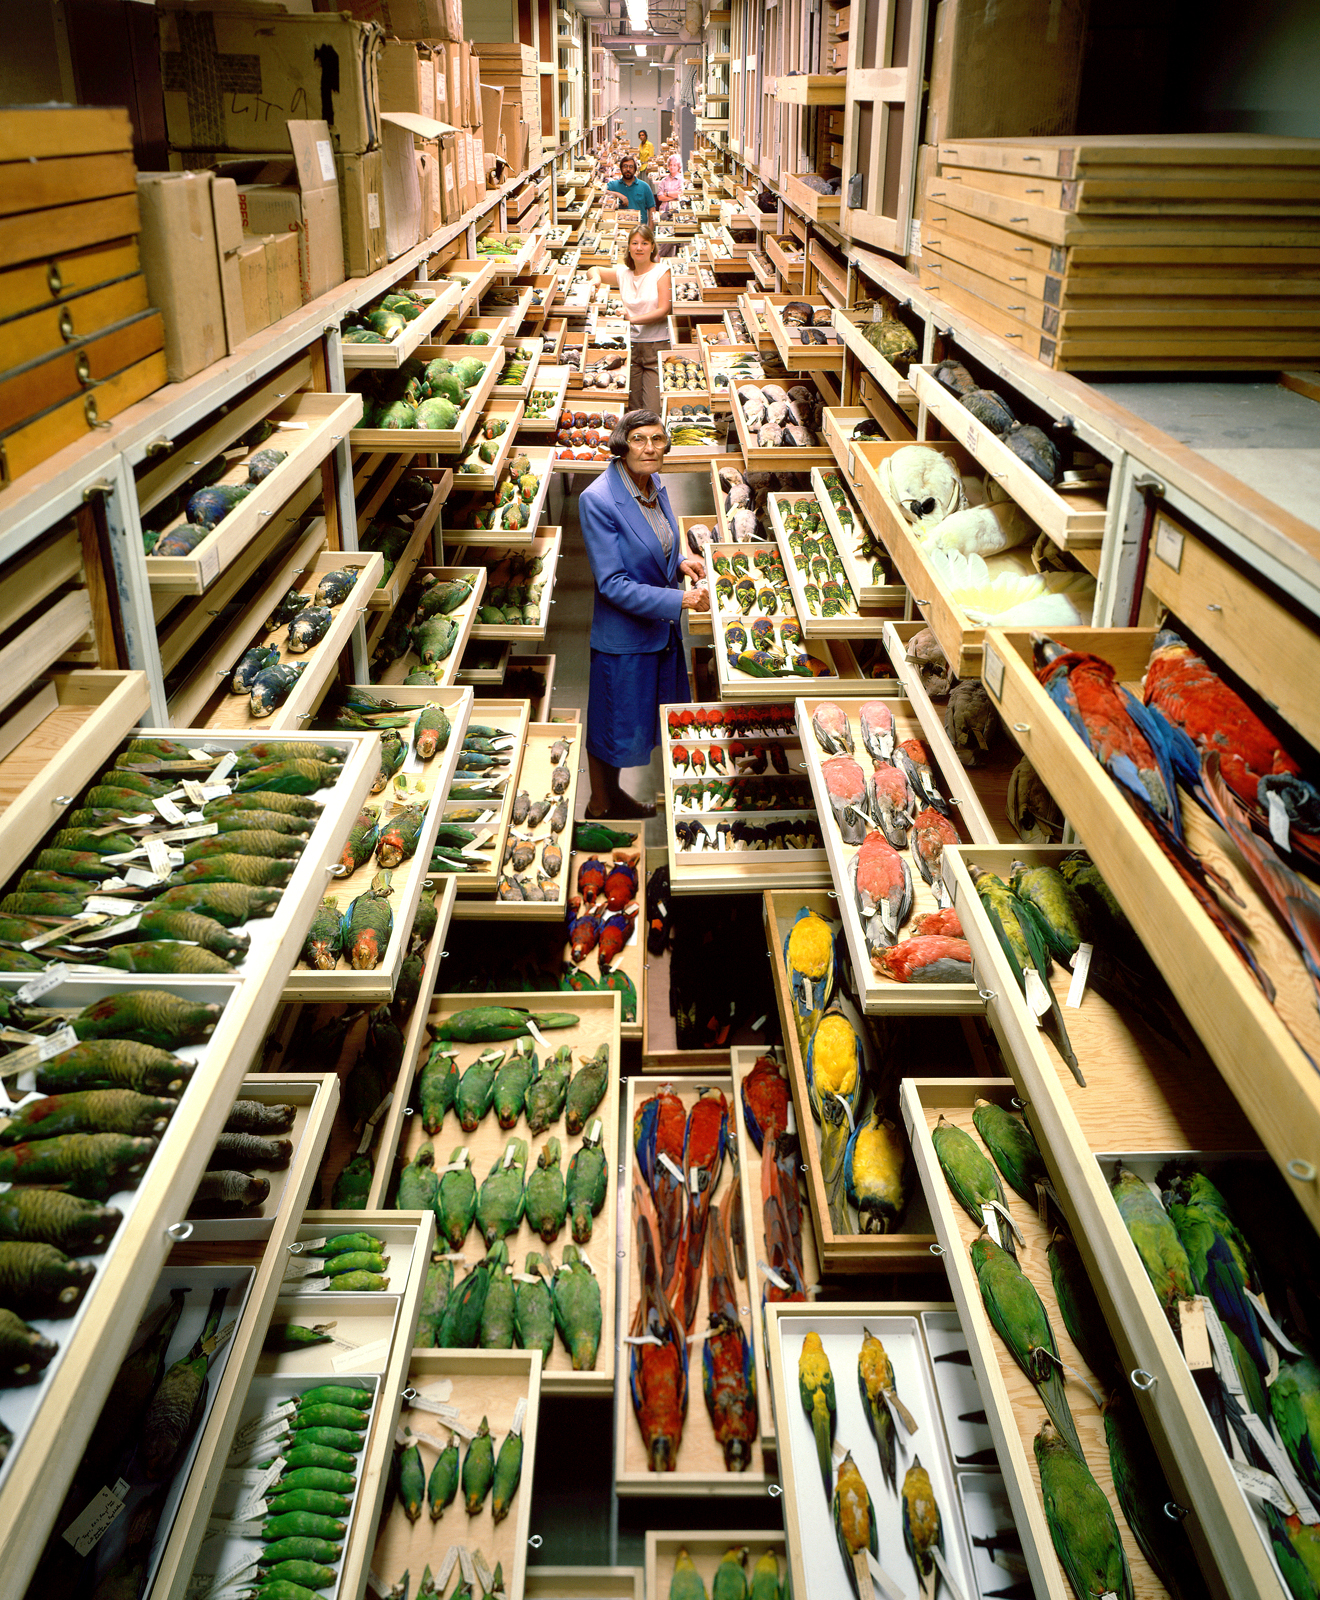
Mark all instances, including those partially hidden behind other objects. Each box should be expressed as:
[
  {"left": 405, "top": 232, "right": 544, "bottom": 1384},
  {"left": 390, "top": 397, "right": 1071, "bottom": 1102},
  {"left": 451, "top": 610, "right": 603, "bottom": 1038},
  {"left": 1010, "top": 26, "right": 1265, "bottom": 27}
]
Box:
[{"left": 655, "top": 154, "right": 684, "bottom": 213}]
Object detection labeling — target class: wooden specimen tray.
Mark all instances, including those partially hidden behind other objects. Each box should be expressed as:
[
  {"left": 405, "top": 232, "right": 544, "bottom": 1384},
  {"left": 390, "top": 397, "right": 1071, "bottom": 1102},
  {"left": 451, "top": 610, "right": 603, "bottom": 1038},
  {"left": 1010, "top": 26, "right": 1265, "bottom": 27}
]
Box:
[
  {"left": 832, "top": 307, "right": 919, "bottom": 413},
  {"left": 911, "top": 365, "right": 1107, "bottom": 550},
  {"left": 518, "top": 364, "right": 571, "bottom": 432},
  {"left": 793, "top": 693, "right": 984, "bottom": 1013},
  {"left": 736, "top": 293, "right": 776, "bottom": 352},
  {"left": 435, "top": 259, "right": 499, "bottom": 320},
  {"left": 391, "top": 989, "right": 622, "bottom": 1395},
  {"left": 478, "top": 233, "right": 542, "bottom": 277},
  {"left": 810, "top": 463, "right": 906, "bottom": 610},
  {"left": 0, "top": 669, "right": 150, "bottom": 870},
  {"left": 144, "top": 392, "right": 362, "bottom": 595},
  {"left": 763, "top": 293, "right": 845, "bottom": 375},
  {"left": 341, "top": 279, "right": 464, "bottom": 369},
  {"left": 454, "top": 531, "right": 563, "bottom": 642},
  {"left": 781, "top": 172, "right": 841, "bottom": 221},
  {"left": 564, "top": 339, "right": 630, "bottom": 398},
  {"left": 902, "top": 1078, "right": 1175, "bottom": 1600},
  {"left": 881, "top": 620, "right": 1011, "bottom": 845},
  {"left": 0, "top": 587, "right": 91, "bottom": 722},
  {"left": 283, "top": 688, "right": 473, "bottom": 1000},
  {"left": 431, "top": 697, "right": 532, "bottom": 896},
  {"left": 765, "top": 235, "right": 806, "bottom": 288},
  {"left": 187, "top": 550, "right": 384, "bottom": 732},
  {"left": 730, "top": 376, "right": 834, "bottom": 468},
  {"left": 644, "top": 1533, "right": 786, "bottom": 1600},
  {"left": 711, "top": 598, "right": 866, "bottom": 704},
  {"left": 767, "top": 490, "right": 887, "bottom": 638},
  {"left": 773, "top": 72, "right": 846, "bottom": 104},
  {"left": 617, "top": 1074, "right": 771, "bottom": 1495},
  {"left": 526, "top": 1568, "right": 643, "bottom": 1599},
  {"left": 659, "top": 705, "right": 829, "bottom": 894},
  {"left": 450, "top": 720, "right": 581, "bottom": 919},
  {"left": 493, "top": 339, "right": 542, "bottom": 401},
  {"left": 452, "top": 398, "right": 525, "bottom": 491},
  {"left": 444, "top": 446, "right": 558, "bottom": 547},
  {"left": 762, "top": 888, "right": 940, "bottom": 1272},
  {"left": 455, "top": 639, "right": 512, "bottom": 685},
  {"left": 352, "top": 344, "right": 506, "bottom": 454},
  {"left": 453, "top": 312, "right": 513, "bottom": 347},
  {"left": 375, "top": 565, "right": 486, "bottom": 690},
  {"left": 560, "top": 834, "right": 644, "bottom": 1039},
  {"left": 364, "top": 469, "right": 449, "bottom": 623},
  {"left": 980, "top": 624, "right": 1320, "bottom": 1233},
  {"left": 728, "top": 1046, "right": 821, "bottom": 1447},
  {"left": 372, "top": 1350, "right": 542, "bottom": 1600}
]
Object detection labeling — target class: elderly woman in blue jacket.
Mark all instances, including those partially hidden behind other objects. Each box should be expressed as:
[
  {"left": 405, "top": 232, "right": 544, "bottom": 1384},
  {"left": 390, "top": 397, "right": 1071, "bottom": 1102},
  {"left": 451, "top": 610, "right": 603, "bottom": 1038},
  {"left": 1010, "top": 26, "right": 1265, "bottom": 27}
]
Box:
[{"left": 579, "top": 408, "right": 709, "bottom": 818}]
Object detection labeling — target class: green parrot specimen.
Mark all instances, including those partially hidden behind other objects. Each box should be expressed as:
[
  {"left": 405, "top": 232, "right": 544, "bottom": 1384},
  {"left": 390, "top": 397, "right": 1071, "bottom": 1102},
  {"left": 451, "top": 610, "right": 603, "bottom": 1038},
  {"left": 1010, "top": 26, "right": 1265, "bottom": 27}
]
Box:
[
  {"left": 1264, "top": 1506, "right": 1320, "bottom": 1599},
  {"left": 749, "top": 1550, "right": 780, "bottom": 1600},
  {"left": 1163, "top": 1168, "right": 1259, "bottom": 1290},
  {"left": 1047, "top": 1228, "right": 1120, "bottom": 1382},
  {"left": 475, "top": 1137, "right": 528, "bottom": 1245},
  {"left": 397, "top": 1141, "right": 439, "bottom": 1213},
  {"left": 1109, "top": 1165, "right": 1193, "bottom": 1318},
  {"left": 712, "top": 1546, "right": 749, "bottom": 1600},
  {"left": 972, "top": 1098, "right": 1051, "bottom": 1208},
  {"left": 1009, "top": 859, "right": 1090, "bottom": 960},
  {"left": 798, "top": 1329, "right": 837, "bottom": 1500},
  {"left": 1271, "top": 1352, "right": 1320, "bottom": 1502},
  {"left": 833, "top": 1450, "right": 878, "bottom": 1600},
  {"left": 970, "top": 865, "right": 1081, "bottom": 1084},
  {"left": 931, "top": 1114, "right": 1018, "bottom": 1261},
  {"left": 1103, "top": 1393, "right": 1209, "bottom": 1600},
  {"left": 971, "top": 1233, "right": 1083, "bottom": 1460},
  {"left": 1035, "top": 1417, "right": 1134, "bottom": 1600},
  {"left": 669, "top": 1548, "right": 710, "bottom": 1600}
]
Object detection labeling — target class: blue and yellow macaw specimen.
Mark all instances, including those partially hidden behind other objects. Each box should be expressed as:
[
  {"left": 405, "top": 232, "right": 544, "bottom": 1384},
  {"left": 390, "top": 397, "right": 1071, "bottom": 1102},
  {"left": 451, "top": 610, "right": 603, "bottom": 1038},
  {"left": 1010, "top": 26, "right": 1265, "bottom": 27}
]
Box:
[
  {"left": 783, "top": 907, "right": 836, "bottom": 1044},
  {"left": 971, "top": 1233, "right": 1083, "bottom": 1460},
  {"left": 969, "top": 864, "right": 1081, "bottom": 1085},
  {"left": 798, "top": 1329, "right": 837, "bottom": 1501},
  {"left": 832, "top": 1450, "right": 879, "bottom": 1600},
  {"left": 844, "top": 1110, "right": 907, "bottom": 1235},
  {"left": 806, "top": 1008, "right": 865, "bottom": 1232},
  {"left": 1035, "top": 1418, "right": 1134, "bottom": 1600}
]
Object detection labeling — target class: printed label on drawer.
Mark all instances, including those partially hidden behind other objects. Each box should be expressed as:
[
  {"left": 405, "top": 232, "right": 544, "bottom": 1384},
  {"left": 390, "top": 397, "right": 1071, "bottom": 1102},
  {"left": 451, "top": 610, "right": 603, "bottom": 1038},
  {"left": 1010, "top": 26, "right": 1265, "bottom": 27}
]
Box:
[
  {"left": 316, "top": 139, "right": 336, "bottom": 182},
  {"left": 1153, "top": 519, "right": 1184, "bottom": 573},
  {"left": 368, "top": 192, "right": 381, "bottom": 228},
  {"left": 981, "top": 644, "right": 1005, "bottom": 701}
]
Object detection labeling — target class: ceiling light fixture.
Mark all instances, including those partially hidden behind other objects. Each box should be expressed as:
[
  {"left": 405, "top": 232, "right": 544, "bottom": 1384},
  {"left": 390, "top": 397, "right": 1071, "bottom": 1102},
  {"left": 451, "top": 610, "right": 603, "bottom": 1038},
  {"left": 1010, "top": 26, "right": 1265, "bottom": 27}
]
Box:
[{"left": 635, "top": 42, "right": 646, "bottom": 53}]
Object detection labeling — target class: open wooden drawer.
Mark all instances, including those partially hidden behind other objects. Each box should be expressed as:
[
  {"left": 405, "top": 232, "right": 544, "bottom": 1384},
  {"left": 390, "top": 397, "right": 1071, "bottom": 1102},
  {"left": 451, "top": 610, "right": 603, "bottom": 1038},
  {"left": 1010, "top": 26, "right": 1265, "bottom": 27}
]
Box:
[
  {"left": 341, "top": 279, "right": 464, "bottom": 369},
  {"left": 374, "top": 565, "right": 486, "bottom": 690}
]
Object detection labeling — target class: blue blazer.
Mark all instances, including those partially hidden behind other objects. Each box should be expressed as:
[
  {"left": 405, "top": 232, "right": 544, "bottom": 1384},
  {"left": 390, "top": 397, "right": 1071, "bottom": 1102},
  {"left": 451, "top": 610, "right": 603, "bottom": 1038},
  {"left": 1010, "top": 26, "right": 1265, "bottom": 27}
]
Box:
[{"left": 579, "top": 462, "right": 683, "bottom": 653}]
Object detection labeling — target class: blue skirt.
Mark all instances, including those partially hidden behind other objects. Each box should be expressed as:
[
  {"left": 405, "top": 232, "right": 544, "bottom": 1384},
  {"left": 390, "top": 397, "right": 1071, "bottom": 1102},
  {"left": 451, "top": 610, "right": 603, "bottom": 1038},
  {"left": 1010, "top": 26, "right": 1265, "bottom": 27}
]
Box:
[{"left": 587, "top": 631, "right": 690, "bottom": 766}]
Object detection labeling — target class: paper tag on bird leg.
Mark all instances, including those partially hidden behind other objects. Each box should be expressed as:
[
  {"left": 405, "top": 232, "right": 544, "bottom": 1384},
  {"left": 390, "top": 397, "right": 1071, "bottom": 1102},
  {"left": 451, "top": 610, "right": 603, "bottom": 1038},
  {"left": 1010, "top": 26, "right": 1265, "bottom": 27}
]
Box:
[
  {"left": 578, "top": 1248, "right": 598, "bottom": 1277},
  {"left": 233, "top": 1403, "right": 296, "bottom": 1450},
  {"left": 210, "top": 751, "right": 238, "bottom": 783},
  {"left": 21, "top": 919, "right": 94, "bottom": 951},
  {"left": 503, "top": 1142, "right": 517, "bottom": 1168},
  {"left": 458, "top": 1546, "right": 476, "bottom": 1586},
  {"left": 153, "top": 795, "right": 187, "bottom": 825},
  {"left": 443, "top": 1149, "right": 470, "bottom": 1174},
  {"left": 283, "top": 1256, "right": 325, "bottom": 1281},
  {"left": 1065, "top": 943, "right": 1093, "bottom": 1008},
  {"left": 1245, "top": 1287, "right": 1305, "bottom": 1357},
  {"left": 757, "top": 1259, "right": 791, "bottom": 1291},
  {"left": 435, "top": 1548, "right": 460, "bottom": 1590},
  {"left": 980, "top": 1203, "right": 1004, "bottom": 1250},
  {"left": 15, "top": 965, "right": 68, "bottom": 1004},
  {"left": 864, "top": 1550, "right": 906, "bottom": 1600},
  {"left": 357, "top": 1091, "right": 392, "bottom": 1154},
  {"left": 1243, "top": 1413, "right": 1317, "bottom": 1518},
  {"left": 658, "top": 1152, "right": 685, "bottom": 1186},
  {"left": 1230, "top": 1457, "right": 1295, "bottom": 1513},
  {"left": 623, "top": 1334, "right": 664, "bottom": 1346},
  {"left": 200, "top": 783, "right": 230, "bottom": 802},
  {"left": 1202, "top": 1301, "right": 1245, "bottom": 1396},
  {"left": 785, "top": 1100, "right": 797, "bottom": 1135},
  {"left": 511, "top": 1396, "right": 527, "bottom": 1437},
  {"left": 63, "top": 1483, "right": 126, "bottom": 1556},
  {"left": 146, "top": 837, "right": 177, "bottom": 878},
  {"left": 986, "top": 1197, "right": 1024, "bottom": 1245},
  {"left": 473, "top": 1551, "right": 496, "bottom": 1594},
  {"left": 585, "top": 1118, "right": 603, "bottom": 1147},
  {"left": 931, "top": 1548, "right": 969, "bottom": 1600},
  {"left": 1023, "top": 966, "right": 1052, "bottom": 1019},
  {"left": 1178, "top": 1298, "right": 1212, "bottom": 1370},
  {"left": 1267, "top": 790, "right": 1291, "bottom": 852}
]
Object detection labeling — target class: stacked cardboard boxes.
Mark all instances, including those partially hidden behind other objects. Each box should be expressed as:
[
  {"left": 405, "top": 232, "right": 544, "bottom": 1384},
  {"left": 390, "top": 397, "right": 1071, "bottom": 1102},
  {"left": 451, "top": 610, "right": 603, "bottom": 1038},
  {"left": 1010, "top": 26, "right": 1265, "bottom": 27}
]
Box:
[
  {"left": 0, "top": 106, "right": 166, "bottom": 483},
  {"left": 474, "top": 44, "right": 539, "bottom": 179}
]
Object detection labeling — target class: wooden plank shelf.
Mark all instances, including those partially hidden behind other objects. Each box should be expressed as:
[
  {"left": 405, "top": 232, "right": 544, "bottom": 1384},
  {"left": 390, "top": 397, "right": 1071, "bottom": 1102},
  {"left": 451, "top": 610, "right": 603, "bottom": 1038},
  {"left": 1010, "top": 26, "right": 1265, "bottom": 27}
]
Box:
[
  {"left": 0, "top": 669, "right": 150, "bottom": 868},
  {"left": 374, "top": 564, "right": 486, "bottom": 691},
  {"left": 617, "top": 1074, "right": 772, "bottom": 1495},
  {"left": 144, "top": 392, "right": 361, "bottom": 596},
  {"left": 793, "top": 693, "right": 986, "bottom": 1014},
  {"left": 428, "top": 257, "right": 499, "bottom": 320},
  {"left": 782, "top": 173, "right": 841, "bottom": 223},
  {"left": 912, "top": 364, "right": 1107, "bottom": 550},
  {"left": 342, "top": 278, "right": 464, "bottom": 369},
  {"left": 455, "top": 637, "right": 513, "bottom": 684},
  {"left": 283, "top": 686, "right": 473, "bottom": 1001},
  {"left": 979, "top": 624, "right": 1320, "bottom": 1235}
]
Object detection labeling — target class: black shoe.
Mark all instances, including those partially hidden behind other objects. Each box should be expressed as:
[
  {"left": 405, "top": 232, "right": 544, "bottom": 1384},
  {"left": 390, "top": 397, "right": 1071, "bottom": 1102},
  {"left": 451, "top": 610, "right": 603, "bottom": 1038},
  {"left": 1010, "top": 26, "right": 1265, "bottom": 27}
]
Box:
[{"left": 610, "top": 790, "right": 655, "bottom": 819}]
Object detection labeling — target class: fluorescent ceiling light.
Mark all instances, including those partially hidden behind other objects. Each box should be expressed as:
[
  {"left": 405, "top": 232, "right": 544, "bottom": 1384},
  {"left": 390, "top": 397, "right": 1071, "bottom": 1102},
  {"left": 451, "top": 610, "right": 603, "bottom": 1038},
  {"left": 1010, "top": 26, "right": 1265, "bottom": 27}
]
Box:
[{"left": 635, "top": 42, "right": 646, "bottom": 53}]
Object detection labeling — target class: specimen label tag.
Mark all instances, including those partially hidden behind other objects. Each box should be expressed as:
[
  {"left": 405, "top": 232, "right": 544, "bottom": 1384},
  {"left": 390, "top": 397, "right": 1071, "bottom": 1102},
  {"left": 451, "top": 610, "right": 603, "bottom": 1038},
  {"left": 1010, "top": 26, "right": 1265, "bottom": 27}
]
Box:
[
  {"left": 1178, "top": 1298, "right": 1212, "bottom": 1371},
  {"left": 63, "top": 1485, "right": 126, "bottom": 1556},
  {"left": 1023, "top": 966, "right": 1053, "bottom": 1018},
  {"left": 16, "top": 965, "right": 67, "bottom": 1003},
  {"left": 1066, "top": 943, "right": 1093, "bottom": 1009}
]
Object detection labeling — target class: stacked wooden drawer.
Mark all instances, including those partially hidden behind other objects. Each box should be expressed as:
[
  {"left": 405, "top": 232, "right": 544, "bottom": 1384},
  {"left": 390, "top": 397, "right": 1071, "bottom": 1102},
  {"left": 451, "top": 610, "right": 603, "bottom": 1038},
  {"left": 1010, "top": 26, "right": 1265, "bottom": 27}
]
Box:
[
  {"left": 920, "top": 133, "right": 1320, "bottom": 370},
  {"left": 0, "top": 106, "right": 165, "bottom": 483}
]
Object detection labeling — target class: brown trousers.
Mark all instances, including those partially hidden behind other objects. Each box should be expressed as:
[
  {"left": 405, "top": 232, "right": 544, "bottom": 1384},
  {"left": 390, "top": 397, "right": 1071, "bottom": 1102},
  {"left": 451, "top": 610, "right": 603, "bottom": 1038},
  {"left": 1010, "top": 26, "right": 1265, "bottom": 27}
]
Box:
[{"left": 629, "top": 341, "right": 665, "bottom": 415}]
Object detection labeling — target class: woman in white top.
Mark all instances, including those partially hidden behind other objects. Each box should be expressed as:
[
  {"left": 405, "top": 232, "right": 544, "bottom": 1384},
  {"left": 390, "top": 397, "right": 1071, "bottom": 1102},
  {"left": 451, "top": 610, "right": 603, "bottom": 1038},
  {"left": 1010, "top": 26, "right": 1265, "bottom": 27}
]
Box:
[{"left": 588, "top": 225, "right": 671, "bottom": 415}]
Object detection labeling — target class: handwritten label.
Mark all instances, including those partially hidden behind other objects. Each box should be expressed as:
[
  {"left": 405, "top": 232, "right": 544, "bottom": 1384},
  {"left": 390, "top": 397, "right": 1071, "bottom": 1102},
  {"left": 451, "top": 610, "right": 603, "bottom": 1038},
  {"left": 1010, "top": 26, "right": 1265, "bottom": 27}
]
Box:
[
  {"left": 1178, "top": 1298, "right": 1212, "bottom": 1371},
  {"left": 126, "top": 865, "right": 165, "bottom": 888},
  {"left": 154, "top": 795, "right": 187, "bottom": 825},
  {"left": 1267, "top": 791, "right": 1291, "bottom": 853},
  {"left": 435, "top": 1547, "right": 459, "bottom": 1589},
  {"left": 63, "top": 1484, "right": 126, "bottom": 1556},
  {"left": 331, "top": 1336, "right": 392, "bottom": 1373},
  {"left": 1023, "top": 966, "right": 1053, "bottom": 1019},
  {"left": 458, "top": 1546, "right": 476, "bottom": 1586},
  {"left": 16, "top": 965, "right": 67, "bottom": 1004},
  {"left": 210, "top": 751, "right": 238, "bottom": 783},
  {"left": 1066, "top": 942, "right": 1093, "bottom": 1008}
]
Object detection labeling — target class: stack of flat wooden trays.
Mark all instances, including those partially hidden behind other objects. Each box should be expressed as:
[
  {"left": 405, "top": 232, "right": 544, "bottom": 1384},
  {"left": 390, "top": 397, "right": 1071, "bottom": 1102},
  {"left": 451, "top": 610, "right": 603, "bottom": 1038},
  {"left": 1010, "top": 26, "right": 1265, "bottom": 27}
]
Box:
[
  {"left": 429, "top": 696, "right": 531, "bottom": 897},
  {"left": 919, "top": 134, "right": 1320, "bottom": 369}
]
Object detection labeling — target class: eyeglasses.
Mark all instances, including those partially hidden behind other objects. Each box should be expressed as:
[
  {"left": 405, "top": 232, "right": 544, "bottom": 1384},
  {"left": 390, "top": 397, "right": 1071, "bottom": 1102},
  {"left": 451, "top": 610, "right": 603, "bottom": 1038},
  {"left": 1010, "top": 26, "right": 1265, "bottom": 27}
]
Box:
[{"left": 628, "top": 434, "right": 667, "bottom": 448}]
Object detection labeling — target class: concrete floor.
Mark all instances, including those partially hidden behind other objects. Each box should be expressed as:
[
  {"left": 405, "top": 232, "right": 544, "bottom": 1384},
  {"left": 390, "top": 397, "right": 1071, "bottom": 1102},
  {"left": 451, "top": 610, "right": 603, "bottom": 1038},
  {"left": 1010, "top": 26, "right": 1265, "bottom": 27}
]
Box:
[{"left": 513, "top": 466, "right": 785, "bottom": 1568}]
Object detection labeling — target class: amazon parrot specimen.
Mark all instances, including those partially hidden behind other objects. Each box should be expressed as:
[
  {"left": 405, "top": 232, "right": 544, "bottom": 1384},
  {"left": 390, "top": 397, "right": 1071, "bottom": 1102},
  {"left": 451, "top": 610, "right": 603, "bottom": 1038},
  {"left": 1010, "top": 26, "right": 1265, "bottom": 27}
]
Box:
[
  {"left": 1109, "top": 1165, "right": 1193, "bottom": 1319},
  {"left": 857, "top": 1328, "right": 904, "bottom": 1494},
  {"left": 1035, "top": 1417, "right": 1134, "bottom": 1600},
  {"left": 1047, "top": 1229, "right": 1120, "bottom": 1383},
  {"left": 970, "top": 864, "right": 1081, "bottom": 1085},
  {"left": 1162, "top": 1168, "right": 1259, "bottom": 1291},
  {"left": 972, "top": 1098, "right": 1050, "bottom": 1209},
  {"left": 1270, "top": 1352, "right": 1320, "bottom": 1503},
  {"left": 711, "top": 1548, "right": 749, "bottom": 1600},
  {"left": 931, "top": 1114, "right": 1016, "bottom": 1260},
  {"left": 782, "top": 907, "right": 836, "bottom": 1039},
  {"left": 1263, "top": 1505, "right": 1320, "bottom": 1600},
  {"left": 972, "top": 1233, "right": 1083, "bottom": 1460},
  {"left": 902, "top": 1458, "right": 943, "bottom": 1594},
  {"left": 798, "top": 1329, "right": 836, "bottom": 1501},
  {"left": 832, "top": 1450, "right": 879, "bottom": 1600},
  {"left": 1103, "top": 1393, "right": 1211, "bottom": 1600},
  {"left": 670, "top": 1548, "right": 709, "bottom": 1600}
]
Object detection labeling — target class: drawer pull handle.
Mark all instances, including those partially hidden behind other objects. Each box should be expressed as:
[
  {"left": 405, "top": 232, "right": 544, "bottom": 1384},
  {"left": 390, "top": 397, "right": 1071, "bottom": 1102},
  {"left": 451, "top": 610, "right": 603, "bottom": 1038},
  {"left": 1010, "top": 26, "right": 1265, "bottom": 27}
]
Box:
[
  {"left": 929, "top": 1242, "right": 945, "bottom": 1257},
  {"left": 978, "top": 989, "right": 997, "bottom": 1002},
  {"left": 1164, "top": 1502, "right": 1190, "bottom": 1522},
  {"left": 166, "top": 1221, "right": 193, "bottom": 1243},
  {"left": 1130, "top": 1368, "right": 1156, "bottom": 1391},
  {"left": 767, "top": 1484, "right": 783, "bottom": 1499},
  {"left": 1206, "top": 603, "right": 1223, "bottom": 613},
  {"left": 1013, "top": 722, "right": 1030, "bottom": 733},
  {"left": 53, "top": 794, "right": 74, "bottom": 806},
  {"left": 1287, "top": 1158, "right": 1317, "bottom": 1182},
  {"left": 59, "top": 307, "right": 76, "bottom": 342}
]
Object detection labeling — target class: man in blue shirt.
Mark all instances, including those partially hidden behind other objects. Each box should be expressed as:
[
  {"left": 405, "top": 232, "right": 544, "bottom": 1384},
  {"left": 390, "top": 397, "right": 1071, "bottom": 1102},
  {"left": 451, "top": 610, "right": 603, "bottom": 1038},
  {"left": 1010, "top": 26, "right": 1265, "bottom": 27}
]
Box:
[{"left": 606, "top": 156, "right": 657, "bottom": 226}]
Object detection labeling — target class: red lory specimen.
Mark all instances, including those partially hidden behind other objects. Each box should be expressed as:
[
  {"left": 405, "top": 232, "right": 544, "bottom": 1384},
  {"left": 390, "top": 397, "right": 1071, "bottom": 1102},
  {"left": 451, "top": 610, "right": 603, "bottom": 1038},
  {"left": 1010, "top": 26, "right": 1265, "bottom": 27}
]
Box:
[{"left": 1032, "top": 633, "right": 1271, "bottom": 997}]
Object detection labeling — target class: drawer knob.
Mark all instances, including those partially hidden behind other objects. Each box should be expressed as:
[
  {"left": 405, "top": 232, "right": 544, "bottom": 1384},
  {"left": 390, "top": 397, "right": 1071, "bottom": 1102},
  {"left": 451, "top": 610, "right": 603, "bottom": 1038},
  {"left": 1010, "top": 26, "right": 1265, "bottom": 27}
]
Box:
[
  {"left": 1164, "top": 1502, "right": 1190, "bottom": 1522},
  {"left": 929, "top": 1243, "right": 945, "bottom": 1257},
  {"left": 978, "top": 989, "right": 997, "bottom": 1002},
  {"left": 53, "top": 795, "right": 74, "bottom": 805}
]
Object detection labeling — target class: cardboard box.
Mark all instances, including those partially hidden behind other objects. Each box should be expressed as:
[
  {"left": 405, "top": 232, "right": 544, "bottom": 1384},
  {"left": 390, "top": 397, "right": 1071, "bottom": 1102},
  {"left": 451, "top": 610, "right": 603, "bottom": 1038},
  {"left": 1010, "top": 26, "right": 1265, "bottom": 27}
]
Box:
[
  {"left": 379, "top": 40, "right": 435, "bottom": 119},
  {"left": 417, "top": 141, "right": 440, "bottom": 236},
  {"left": 314, "top": 0, "right": 462, "bottom": 43},
  {"left": 479, "top": 84, "right": 504, "bottom": 150},
  {"left": 237, "top": 237, "right": 269, "bottom": 333},
  {"left": 160, "top": 10, "right": 382, "bottom": 157},
  {"left": 136, "top": 170, "right": 227, "bottom": 380},
  {"left": 233, "top": 121, "right": 344, "bottom": 304},
  {"left": 210, "top": 175, "right": 247, "bottom": 351},
  {"left": 378, "top": 112, "right": 453, "bottom": 257},
  {"left": 473, "top": 42, "right": 538, "bottom": 72},
  {"left": 500, "top": 105, "right": 528, "bottom": 174},
  {"left": 471, "top": 130, "right": 486, "bottom": 194},
  {"left": 468, "top": 55, "right": 482, "bottom": 127},
  {"left": 433, "top": 51, "right": 449, "bottom": 122},
  {"left": 438, "top": 131, "right": 460, "bottom": 224},
  {"left": 265, "top": 230, "right": 300, "bottom": 322},
  {"left": 338, "top": 148, "right": 386, "bottom": 277}
]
